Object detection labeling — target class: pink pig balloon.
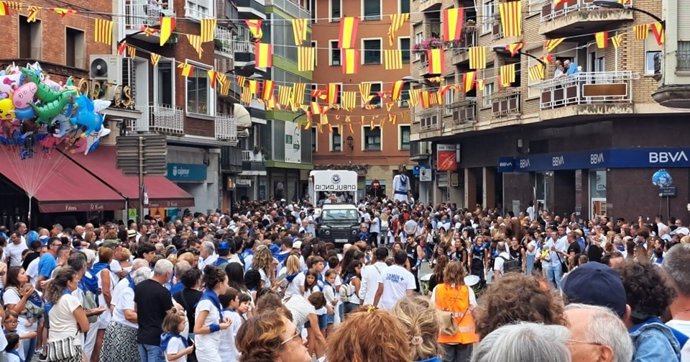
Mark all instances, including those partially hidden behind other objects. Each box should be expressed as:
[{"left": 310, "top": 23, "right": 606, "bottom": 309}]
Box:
[{"left": 12, "top": 83, "right": 37, "bottom": 108}]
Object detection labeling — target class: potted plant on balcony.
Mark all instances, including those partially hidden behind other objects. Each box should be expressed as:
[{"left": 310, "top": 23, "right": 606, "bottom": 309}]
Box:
[{"left": 412, "top": 36, "right": 443, "bottom": 54}]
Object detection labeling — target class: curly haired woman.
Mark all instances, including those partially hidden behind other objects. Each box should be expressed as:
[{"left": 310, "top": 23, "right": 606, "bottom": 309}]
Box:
[
  {"left": 393, "top": 296, "right": 443, "bottom": 362},
  {"left": 474, "top": 273, "right": 567, "bottom": 339},
  {"left": 236, "top": 312, "right": 311, "bottom": 362}
]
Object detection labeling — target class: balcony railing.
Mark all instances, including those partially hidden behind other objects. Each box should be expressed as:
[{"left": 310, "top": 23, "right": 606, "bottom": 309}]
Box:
[
  {"left": 447, "top": 100, "right": 477, "bottom": 124},
  {"left": 215, "top": 27, "right": 234, "bottom": 56},
  {"left": 149, "top": 105, "right": 184, "bottom": 135},
  {"left": 215, "top": 114, "right": 238, "bottom": 142},
  {"left": 416, "top": 109, "right": 442, "bottom": 131},
  {"left": 452, "top": 29, "right": 477, "bottom": 54},
  {"left": 123, "top": 0, "right": 174, "bottom": 33},
  {"left": 241, "top": 150, "right": 265, "bottom": 162},
  {"left": 233, "top": 41, "right": 254, "bottom": 54},
  {"left": 539, "top": 71, "right": 634, "bottom": 110},
  {"left": 541, "top": 0, "right": 632, "bottom": 22},
  {"left": 266, "top": 0, "right": 310, "bottom": 19},
  {"left": 491, "top": 89, "right": 521, "bottom": 117}
]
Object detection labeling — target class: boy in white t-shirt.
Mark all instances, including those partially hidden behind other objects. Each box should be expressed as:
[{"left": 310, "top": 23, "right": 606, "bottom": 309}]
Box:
[
  {"left": 219, "top": 288, "right": 244, "bottom": 361},
  {"left": 374, "top": 250, "right": 416, "bottom": 310}
]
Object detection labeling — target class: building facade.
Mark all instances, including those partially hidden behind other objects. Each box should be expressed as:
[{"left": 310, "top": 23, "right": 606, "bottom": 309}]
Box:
[
  {"left": 410, "top": 0, "right": 690, "bottom": 221},
  {"left": 311, "top": 0, "right": 413, "bottom": 201}
]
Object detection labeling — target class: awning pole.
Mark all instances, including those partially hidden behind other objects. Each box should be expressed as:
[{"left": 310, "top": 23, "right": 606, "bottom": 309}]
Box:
[
  {"left": 138, "top": 136, "right": 145, "bottom": 226},
  {"left": 26, "top": 193, "right": 31, "bottom": 226}
]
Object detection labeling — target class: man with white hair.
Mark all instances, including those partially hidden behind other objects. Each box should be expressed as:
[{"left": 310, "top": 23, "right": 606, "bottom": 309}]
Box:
[
  {"left": 663, "top": 243, "right": 690, "bottom": 361},
  {"left": 471, "top": 323, "right": 571, "bottom": 362},
  {"left": 564, "top": 303, "right": 634, "bottom": 362},
  {"left": 198, "top": 240, "right": 218, "bottom": 269},
  {"left": 134, "top": 259, "right": 175, "bottom": 362}
]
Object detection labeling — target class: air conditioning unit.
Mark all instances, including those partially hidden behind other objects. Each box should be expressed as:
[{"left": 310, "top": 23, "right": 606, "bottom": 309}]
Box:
[
  {"left": 89, "top": 55, "right": 123, "bottom": 84},
  {"left": 237, "top": 129, "right": 250, "bottom": 138}
]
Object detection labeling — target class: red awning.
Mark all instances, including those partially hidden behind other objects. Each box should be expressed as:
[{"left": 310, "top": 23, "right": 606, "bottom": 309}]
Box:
[
  {"left": 66, "top": 146, "right": 195, "bottom": 208},
  {"left": 0, "top": 149, "right": 125, "bottom": 212}
]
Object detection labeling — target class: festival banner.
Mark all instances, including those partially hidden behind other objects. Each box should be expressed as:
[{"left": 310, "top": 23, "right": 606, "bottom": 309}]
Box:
[
  {"left": 468, "top": 46, "right": 487, "bottom": 70},
  {"left": 384, "top": 49, "right": 403, "bottom": 70},
  {"left": 388, "top": 13, "right": 410, "bottom": 46},
  {"left": 200, "top": 18, "right": 216, "bottom": 43},
  {"left": 95, "top": 18, "right": 113, "bottom": 46},
  {"left": 339, "top": 17, "right": 359, "bottom": 49},
  {"left": 291, "top": 18, "right": 309, "bottom": 45},
  {"left": 427, "top": 48, "right": 445, "bottom": 74},
  {"left": 255, "top": 43, "right": 273, "bottom": 68},
  {"left": 499, "top": 1, "right": 522, "bottom": 37},
  {"left": 342, "top": 49, "right": 359, "bottom": 74},
  {"left": 297, "top": 46, "right": 315, "bottom": 72},
  {"left": 442, "top": 8, "right": 464, "bottom": 42}
]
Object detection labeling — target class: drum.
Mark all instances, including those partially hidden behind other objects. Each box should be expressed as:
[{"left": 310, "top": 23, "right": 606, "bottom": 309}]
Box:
[{"left": 420, "top": 273, "right": 432, "bottom": 295}]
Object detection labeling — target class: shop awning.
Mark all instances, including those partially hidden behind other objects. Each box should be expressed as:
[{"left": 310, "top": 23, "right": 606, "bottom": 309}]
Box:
[
  {"left": 0, "top": 150, "right": 125, "bottom": 212},
  {"left": 66, "top": 146, "right": 195, "bottom": 208}
]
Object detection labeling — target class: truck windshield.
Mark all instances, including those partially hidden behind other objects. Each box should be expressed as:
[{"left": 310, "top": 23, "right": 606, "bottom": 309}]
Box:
[{"left": 321, "top": 209, "right": 358, "bottom": 222}]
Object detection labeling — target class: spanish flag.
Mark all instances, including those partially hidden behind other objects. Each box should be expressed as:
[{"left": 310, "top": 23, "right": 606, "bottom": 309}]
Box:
[
  {"left": 245, "top": 19, "right": 263, "bottom": 40},
  {"left": 634, "top": 24, "right": 649, "bottom": 40},
  {"left": 261, "top": 80, "right": 274, "bottom": 101},
  {"left": 178, "top": 62, "right": 192, "bottom": 77},
  {"left": 468, "top": 46, "right": 486, "bottom": 70},
  {"left": 0, "top": 2, "right": 10, "bottom": 16},
  {"left": 95, "top": 18, "right": 113, "bottom": 46},
  {"left": 500, "top": 64, "right": 516, "bottom": 87},
  {"left": 442, "top": 8, "right": 464, "bottom": 42},
  {"left": 391, "top": 80, "right": 404, "bottom": 102},
  {"left": 291, "top": 18, "right": 309, "bottom": 45},
  {"left": 384, "top": 49, "right": 403, "bottom": 70},
  {"left": 528, "top": 64, "right": 545, "bottom": 81},
  {"left": 160, "top": 17, "right": 175, "bottom": 46},
  {"left": 388, "top": 13, "right": 410, "bottom": 46},
  {"left": 652, "top": 22, "right": 664, "bottom": 45},
  {"left": 200, "top": 18, "right": 216, "bottom": 43},
  {"left": 255, "top": 43, "right": 273, "bottom": 68},
  {"left": 464, "top": 71, "right": 476, "bottom": 93},
  {"left": 297, "top": 46, "right": 315, "bottom": 72},
  {"left": 339, "top": 17, "right": 359, "bottom": 49},
  {"left": 611, "top": 34, "right": 623, "bottom": 49},
  {"left": 208, "top": 70, "right": 216, "bottom": 89},
  {"left": 499, "top": 1, "right": 522, "bottom": 37},
  {"left": 342, "top": 49, "right": 359, "bottom": 75},
  {"left": 327, "top": 83, "right": 340, "bottom": 106},
  {"left": 427, "top": 48, "right": 445, "bottom": 74},
  {"left": 544, "top": 38, "right": 565, "bottom": 52},
  {"left": 595, "top": 31, "right": 608, "bottom": 49},
  {"left": 506, "top": 41, "right": 523, "bottom": 57}
]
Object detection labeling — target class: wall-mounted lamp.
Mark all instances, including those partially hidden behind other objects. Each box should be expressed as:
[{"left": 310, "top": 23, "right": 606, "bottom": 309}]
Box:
[{"left": 346, "top": 135, "right": 354, "bottom": 151}]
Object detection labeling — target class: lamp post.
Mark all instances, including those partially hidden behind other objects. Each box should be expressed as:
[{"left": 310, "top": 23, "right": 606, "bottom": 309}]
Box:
[
  {"left": 492, "top": 46, "right": 546, "bottom": 66},
  {"left": 592, "top": 0, "right": 664, "bottom": 29}
]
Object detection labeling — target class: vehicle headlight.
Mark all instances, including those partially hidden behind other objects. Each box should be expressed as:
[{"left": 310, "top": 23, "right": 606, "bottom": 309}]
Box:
[
  {"left": 324, "top": 230, "right": 331, "bottom": 235},
  {"left": 351, "top": 229, "right": 357, "bottom": 235}
]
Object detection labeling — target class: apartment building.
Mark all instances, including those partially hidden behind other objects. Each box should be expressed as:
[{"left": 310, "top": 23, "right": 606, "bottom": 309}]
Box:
[
  {"left": 309, "top": 0, "right": 413, "bottom": 200},
  {"left": 410, "top": 0, "right": 690, "bottom": 220}
]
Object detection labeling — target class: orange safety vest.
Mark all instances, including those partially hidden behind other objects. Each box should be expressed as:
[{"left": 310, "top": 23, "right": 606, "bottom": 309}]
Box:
[{"left": 434, "top": 283, "right": 479, "bottom": 345}]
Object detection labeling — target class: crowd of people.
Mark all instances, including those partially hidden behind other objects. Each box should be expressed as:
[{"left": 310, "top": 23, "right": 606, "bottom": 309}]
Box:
[{"left": 0, "top": 199, "right": 686, "bottom": 362}]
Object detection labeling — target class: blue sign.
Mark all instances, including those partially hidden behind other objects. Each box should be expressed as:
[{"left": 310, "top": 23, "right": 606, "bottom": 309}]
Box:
[
  {"left": 497, "top": 157, "right": 515, "bottom": 172},
  {"left": 166, "top": 163, "right": 207, "bottom": 181},
  {"left": 499, "top": 148, "right": 690, "bottom": 172}
]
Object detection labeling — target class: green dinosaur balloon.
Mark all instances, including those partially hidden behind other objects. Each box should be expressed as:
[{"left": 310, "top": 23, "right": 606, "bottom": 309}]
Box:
[
  {"left": 20, "top": 67, "right": 62, "bottom": 103},
  {"left": 32, "top": 90, "right": 77, "bottom": 125}
]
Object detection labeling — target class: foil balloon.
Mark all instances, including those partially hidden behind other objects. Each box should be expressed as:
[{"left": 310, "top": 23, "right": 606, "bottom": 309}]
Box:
[
  {"left": 70, "top": 95, "right": 108, "bottom": 134},
  {"left": 12, "top": 83, "right": 37, "bottom": 108},
  {"left": 0, "top": 98, "right": 15, "bottom": 121}
]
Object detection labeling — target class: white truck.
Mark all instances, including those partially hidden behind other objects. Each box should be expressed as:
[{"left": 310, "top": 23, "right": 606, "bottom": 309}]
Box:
[{"left": 308, "top": 170, "right": 358, "bottom": 206}]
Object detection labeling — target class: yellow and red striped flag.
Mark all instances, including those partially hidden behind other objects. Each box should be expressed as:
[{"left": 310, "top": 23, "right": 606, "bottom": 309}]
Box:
[
  {"left": 342, "top": 49, "right": 360, "bottom": 74},
  {"left": 297, "top": 46, "right": 315, "bottom": 72},
  {"left": 241, "top": 87, "right": 252, "bottom": 104},
  {"left": 500, "top": 64, "right": 516, "bottom": 87},
  {"left": 634, "top": 24, "right": 649, "bottom": 40},
  {"left": 442, "top": 8, "right": 464, "bottom": 42},
  {"left": 217, "top": 73, "right": 230, "bottom": 96},
  {"left": 200, "top": 18, "right": 216, "bottom": 43},
  {"left": 464, "top": 71, "right": 476, "bottom": 93},
  {"left": 236, "top": 76, "right": 246, "bottom": 87},
  {"left": 255, "top": 43, "right": 273, "bottom": 68},
  {"left": 291, "top": 18, "right": 309, "bottom": 45},
  {"left": 0, "top": 2, "right": 10, "bottom": 16},
  {"left": 150, "top": 53, "right": 161, "bottom": 66},
  {"left": 427, "top": 48, "right": 445, "bottom": 74},
  {"left": 388, "top": 13, "right": 410, "bottom": 46},
  {"left": 468, "top": 46, "right": 487, "bottom": 70},
  {"left": 261, "top": 80, "right": 274, "bottom": 101},
  {"left": 95, "top": 18, "right": 113, "bottom": 46},
  {"left": 160, "top": 17, "right": 175, "bottom": 46},
  {"left": 652, "top": 22, "right": 664, "bottom": 45},
  {"left": 477, "top": 79, "right": 485, "bottom": 91},
  {"left": 178, "top": 62, "right": 193, "bottom": 77},
  {"left": 54, "top": 8, "right": 76, "bottom": 17},
  {"left": 292, "top": 83, "right": 307, "bottom": 108},
  {"left": 499, "top": 1, "right": 522, "bottom": 37},
  {"left": 384, "top": 49, "right": 403, "bottom": 70},
  {"left": 528, "top": 64, "right": 545, "bottom": 81},
  {"left": 544, "top": 38, "right": 565, "bottom": 52},
  {"left": 339, "top": 17, "right": 359, "bottom": 49},
  {"left": 265, "top": 95, "right": 275, "bottom": 110},
  {"left": 117, "top": 41, "right": 127, "bottom": 56},
  {"left": 611, "top": 34, "right": 623, "bottom": 49},
  {"left": 420, "top": 91, "right": 431, "bottom": 109},
  {"left": 248, "top": 80, "right": 258, "bottom": 95},
  {"left": 506, "top": 41, "right": 523, "bottom": 57},
  {"left": 208, "top": 70, "right": 216, "bottom": 89},
  {"left": 595, "top": 31, "right": 608, "bottom": 49},
  {"left": 391, "top": 80, "right": 404, "bottom": 102},
  {"left": 342, "top": 91, "right": 357, "bottom": 111},
  {"left": 408, "top": 89, "right": 421, "bottom": 107},
  {"left": 359, "top": 82, "right": 372, "bottom": 107},
  {"left": 278, "top": 86, "right": 292, "bottom": 107},
  {"left": 245, "top": 19, "right": 263, "bottom": 40},
  {"left": 26, "top": 6, "right": 39, "bottom": 22},
  {"left": 186, "top": 34, "right": 203, "bottom": 58},
  {"left": 327, "top": 83, "right": 340, "bottom": 106},
  {"left": 126, "top": 45, "right": 136, "bottom": 58}
]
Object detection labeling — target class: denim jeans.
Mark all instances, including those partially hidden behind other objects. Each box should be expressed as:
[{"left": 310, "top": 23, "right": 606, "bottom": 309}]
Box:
[
  {"left": 545, "top": 264, "right": 563, "bottom": 290},
  {"left": 138, "top": 344, "right": 164, "bottom": 362}
]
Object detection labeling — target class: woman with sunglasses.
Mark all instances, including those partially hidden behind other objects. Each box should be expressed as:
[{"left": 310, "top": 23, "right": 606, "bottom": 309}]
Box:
[{"left": 236, "top": 312, "right": 312, "bottom": 362}]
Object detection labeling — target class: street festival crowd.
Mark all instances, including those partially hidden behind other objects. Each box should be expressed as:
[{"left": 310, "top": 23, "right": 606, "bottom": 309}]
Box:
[{"left": 0, "top": 194, "right": 687, "bottom": 361}]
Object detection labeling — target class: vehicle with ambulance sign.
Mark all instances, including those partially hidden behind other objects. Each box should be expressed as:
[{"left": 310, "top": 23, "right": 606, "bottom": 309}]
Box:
[
  {"left": 308, "top": 170, "right": 358, "bottom": 206},
  {"left": 309, "top": 170, "right": 359, "bottom": 246}
]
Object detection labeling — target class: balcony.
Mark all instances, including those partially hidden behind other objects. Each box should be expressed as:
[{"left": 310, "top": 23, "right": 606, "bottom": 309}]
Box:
[
  {"left": 215, "top": 114, "right": 238, "bottom": 143},
  {"left": 149, "top": 105, "right": 184, "bottom": 135},
  {"left": 492, "top": 89, "right": 521, "bottom": 118},
  {"left": 410, "top": 141, "right": 432, "bottom": 161},
  {"left": 236, "top": 0, "right": 266, "bottom": 19},
  {"left": 215, "top": 27, "right": 234, "bottom": 58},
  {"left": 540, "top": 71, "right": 636, "bottom": 120},
  {"left": 220, "top": 146, "right": 243, "bottom": 172},
  {"left": 241, "top": 150, "right": 265, "bottom": 162},
  {"left": 418, "top": 0, "right": 443, "bottom": 13},
  {"left": 122, "top": 0, "right": 175, "bottom": 42},
  {"left": 266, "top": 0, "right": 310, "bottom": 19},
  {"left": 539, "top": 0, "right": 633, "bottom": 37},
  {"left": 447, "top": 100, "right": 477, "bottom": 124},
  {"left": 451, "top": 29, "right": 477, "bottom": 65},
  {"left": 234, "top": 41, "right": 255, "bottom": 66}
]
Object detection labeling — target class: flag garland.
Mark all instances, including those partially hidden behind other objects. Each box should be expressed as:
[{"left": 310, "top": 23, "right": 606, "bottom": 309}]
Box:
[
  {"left": 595, "top": 31, "right": 608, "bottom": 49},
  {"left": 178, "top": 62, "right": 192, "bottom": 77},
  {"left": 327, "top": 83, "right": 340, "bottom": 106},
  {"left": 245, "top": 19, "right": 263, "bottom": 40},
  {"left": 94, "top": 18, "right": 113, "bottom": 46},
  {"left": 342, "top": 49, "right": 359, "bottom": 74},
  {"left": 468, "top": 46, "right": 487, "bottom": 70},
  {"left": 342, "top": 91, "right": 357, "bottom": 111},
  {"left": 208, "top": 70, "right": 216, "bottom": 89},
  {"left": 0, "top": 2, "right": 10, "bottom": 16},
  {"left": 291, "top": 18, "right": 309, "bottom": 45},
  {"left": 391, "top": 80, "right": 404, "bottom": 102},
  {"left": 499, "top": 1, "right": 522, "bottom": 37},
  {"left": 544, "top": 38, "right": 565, "bottom": 52},
  {"left": 255, "top": 43, "right": 273, "bottom": 68},
  {"left": 359, "top": 82, "right": 372, "bottom": 107},
  {"left": 384, "top": 49, "right": 403, "bottom": 70},
  {"left": 292, "top": 83, "right": 307, "bottom": 109},
  {"left": 464, "top": 71, "right": 476, "bottom": 93},
  {"left": 27, "top": 5, "right": 39, "bottom": 22},
  {"left": 261, "top": 80, "right": 274, "bottom": 101},
  {"left": 338, "top": 17, "right": 359, "bottom": 49},
  {"left": 126, "top": 45, "right": 136, "bottom": 58},
  {"left": 500, "top": 64, "right": 516, "bottom": 87},
  {"left": 611, "top": 34, "right": 623, "bottom": 49},
  {"left": 160, "top": 16, "right": 175, "bottom": 46},
  {"left": 427, "top": 49, "right": 445, "bottom": 74},
  {"left": 186, "top": 34, "right": 203, "bottom": 58},
  {"left": 150, "top": 53, "right": 161, "bottom": 66},
  {"left": 200, "top": 18, "right": 216, "bottom": 43},
  {"left": 278, "top": 86, "right": 293, "bottom": 107},
  {"left": 54, "top": 8, "right": 76, "bottom": 17},
  {"left": 442, "top": 8, "right": 464, "bottom": 42},
  {"left": 388, "top": 13, "right": 410, "bottom": 46},
  {"left": 297, "top": 46, "right": 315, "bottom": 71},
  {"left": 506, "top": 41, "right": 523, "bottom": 57}
]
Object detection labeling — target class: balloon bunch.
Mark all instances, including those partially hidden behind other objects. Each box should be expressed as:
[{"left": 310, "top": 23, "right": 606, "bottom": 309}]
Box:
[{"left": 0, "top": 62, "right": 111, "bottom": 159}]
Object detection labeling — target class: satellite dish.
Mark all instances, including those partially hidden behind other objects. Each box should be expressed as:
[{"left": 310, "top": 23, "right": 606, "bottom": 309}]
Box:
[
  {"left": 90, "top": 58, "right": 109, "bottom": 78},
  {"left": 233, "top": 104, "right": 252, "bottom": 129}
]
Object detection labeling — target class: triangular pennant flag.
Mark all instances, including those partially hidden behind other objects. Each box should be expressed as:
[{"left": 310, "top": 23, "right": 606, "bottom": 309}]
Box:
[
  {"left": 297, "top": 46, "right": 315, "bottom": 72},
  {"left": 117, "top": 41, "right": 127, "bottom": 56},
  {"left": 384, "top": 49, "right": 403, "bottom": 70},
  {"left": 178, "top": 63, "right": 192, "bottom": 77},
  {"left": 528, "top": 64, "right": 545, "bottom": 81},
  {"left": 443, "top": 8, "right": 464, "bottom": 42},
  {"left": 427, "top": 49, "right": 445, "bottom": 74},
  {"left": 320, "top": 114, "right": 329, "bottom": 125},
  {"left": 500, "top": 64, "right": 516, "bottom": 87},
  {"left": 255, "top": 43, "right": 273, "bottom": 68},
  {"left": 208, "top": 70, "right": 216, "bottom": 89},
  {"left": 595, "top": 31, "right": 608, "bottom": 49},
  {"left": 651, "top": 22, "right": 664, "bottom": 45},
  {"left": 262, "top": 80, "right": 274, "bottom": 101},
  {"left": 391, "top": 80, "right": 404, "bottom": 102},
  {"left": 544, "top": 38, "right": 565, "bottom": 52},
  {"left": 217, "top": 73, "right": 230, "bottom": 96},
  {"left": 611, "top": 34, "right": 623, "bottom": 49},
  {"left": 339, "top": 17, "right": 359, "bottom": 49},
  {"left": 160, "top": 17, "right": 176, "bottom": 46},
  {"left": 506, "top": 41, "right": 523, "bottom": 57},
  {"left": 241, "top": 87, "right": 252, "bottom": 104},
  {"left": 291, "top": 18, "right": 309, "bottom": 45},
  {"left": 464, "top": 71, "right": 476, "bottom": 93},
  {"left": 26, "top": 6, "right": 39, "bottom": 22},
  {"left": 342, "top": 49, "right": 360, "bottom": 75},
  {"left": 634, "top": 24, "right": 649, "bottom": 40},
  {"left": 186, "top": 34, "right": 203, "bottom": 58},
  {"left": 388, "top": 13, "right": 410, "bottom": 46},
  {"left": 200, "top": 18, "right": 217, "bottom": 43},
  {"left": 95, "top": 18, "right": 113, "bottom": 46},
  {"left": 468, "top": 46, "right": 487, "bottom": 70},
  {"left": 236, "top": 76, "right": 246, "bottom": 87},
  {"left": 0, "top": 2, "right": 10, "bottom": 16},
  {"left": 499, "top": 1, "right": 522, "bottom": 37},
  {"left": 126, "top": 46, "right": 136, "bottom": 58},
  {"left": 386, "top": 102, "right": 395, "bottom": 112},
  {"left": 245, "top": 19, "right": 263, "bottom": 40},
  {"left": 54, "top": 8, "right": 76, "bottom": 17},
  {"left": 150, "top": 53, "right": 161, "bottom": 66}
]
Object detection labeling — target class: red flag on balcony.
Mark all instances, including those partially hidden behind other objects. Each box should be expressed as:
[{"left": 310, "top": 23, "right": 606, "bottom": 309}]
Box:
[
  {"left": 442, "top": 8, "right": 464, "bottom": 42},
  {"left": 652, "top": 22, "right": 664, "bottom": 45},
  {"left": 255, "top": 43, "right": 273, "bottom": 68},
  {"left": 427, "top": 48, "right": 445, "bottom": 74},
  {"left": 245, "top": 19, "right": 263, "bottom": 40},
  {"left": 499, "top": 1, "right": 522, "bottom": 37},
  {"left": 342, "top": 49, "right": 360, "bottom": 74},
  {"left": 391, "top": 80, "right": 404, "bottom": 102},
  {"left": 339, "top": 17, "right": 359, "bottom": 49},
  {"left": 595, "top": 31, "right": 608, "bottom": 49},
  {"left": 160, "top": 17, "right": 175, "bottom": 46},
  {"left": 505, "top": 41, "right": 523, "bottom": 56},
  {"left": 464, "top": 71, "right": 476, "bottom": 93},
  {"left": 262, "top": 80, "right": 274, "bottom": 101}
]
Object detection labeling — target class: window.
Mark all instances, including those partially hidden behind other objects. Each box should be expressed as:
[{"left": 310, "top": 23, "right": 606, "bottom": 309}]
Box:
[
  {"left": 363, "top": 0, "right": 381, "bottom": 21},
  {"left": 678, "top": 41, "right": 690, "bottom": 71},
  {"left": 157, "top": 61, "right": 174, "bottom": 106},
  {"left": 363, "top": 39, "right": 382, "bottom": 64},
  {"left": 399, "top": 125, "right": 411, "bottom": 151},
  {"left": 310, "top": 0, "right": 317, "bottom": 23},
  {"left": 330, "top": 0, "right": 341, "bottom": 21},
  {"left": 330, "top": 40, "right": 341, "bottom": 65},
  {"left": 331, "top": 127, "right": 342, "bottom": 151},
  {"left": 311, "top": 127, "right": 318, "bottom": 152},
  {"left": 65, "top": 28, "right": 85, "bottom": 68},
  {"left": 644, "top": 30, "right": 662, "bottom": 75},
  {"left": 399, "top": 82, "right": 411, "bottom": 107},
  {"left": 482, "top": 0, "right": 495, "bottom": 34},
  {"left": 370, "top": 82, "right": 382, "bottom": 107},
  {"left": 399, "top": 0, "right": 410, "bottom": 13},
  {"left": 186, "top": 0, "right": 212, "bottom": 20},
  {"left": 399, "top": 37, "right": 411, "bottom": 64},
  {"left": 311, "top": 41, "right": 318, "bottom": 66},
  {"left": 414, "top": 31, "right": 424, "bottom": 61},
  {"left": 444, "top": 78, "right": 456, "bottom": 115},
  {"left": 19, "top": 16, "right": 41, "bottom": 59},
  {"left": 482, "top": 82, "right": 495, "bottom": 108},
  {"left": 310, "top": 84, "right": 319, "bottom": 102},
  {"left": 363, "top": 126, "right": 381, "bottom": 151},
  {"left": 186, "top": 64, "right": 212, "bottom": 115}
]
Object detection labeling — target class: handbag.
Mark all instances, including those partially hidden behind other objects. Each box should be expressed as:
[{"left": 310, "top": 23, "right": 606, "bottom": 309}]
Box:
[
  {"left": 555, "top": 252, "right": 568, "bottom": 274},
  {"left": 436, "top": 286, "right": 470, "bottom": 336},
  {"left": 39, "top": 334, "right": 80, "bottom": 362}
]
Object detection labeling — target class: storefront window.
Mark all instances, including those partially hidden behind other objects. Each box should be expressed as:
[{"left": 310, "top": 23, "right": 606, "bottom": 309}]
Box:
[{"left": 589, "top": 170, "right": 607, "bottom": 218}]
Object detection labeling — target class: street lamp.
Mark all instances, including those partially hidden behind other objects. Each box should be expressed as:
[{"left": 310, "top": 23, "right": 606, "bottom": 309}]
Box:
[
  {"left": 592, "top": 0, "right": 664, "bottom": 29},
  {"left": 492, "top": 46, "right": 546, "bottom": 66}
]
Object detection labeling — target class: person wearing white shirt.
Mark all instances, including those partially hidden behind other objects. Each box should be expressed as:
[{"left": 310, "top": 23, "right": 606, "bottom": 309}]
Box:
[
  {"left": 492, "top": 242, "right": 511, "bottom": 282},
  {"left": 373, "top": 250, "right": 416, "bottom": 310},
  {"left": 198, "top": 241, "right": 218, "bottom": 270},
  {"left": 5, "top": 233, "right": 27, "bottom": 267},
  {"left": 545, "top": 228, "right": 567, "bottom": 290},
  {"left": 369, "top": 213, "right": 381, "bottom": 246},
  {"left": 392, "top": 166, "right": 410, "bottom": 203},
  {"left": 359, "top": 247, "right": 388, "bottom": 306}
]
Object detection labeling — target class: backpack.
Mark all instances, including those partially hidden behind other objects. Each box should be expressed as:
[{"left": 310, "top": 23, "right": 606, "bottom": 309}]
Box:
[
  {"left": 339, "top": 276, "right": 354, "bottom": 303},
  {"left": 500, "top": 256, "right": 522, "bottom": 273}
]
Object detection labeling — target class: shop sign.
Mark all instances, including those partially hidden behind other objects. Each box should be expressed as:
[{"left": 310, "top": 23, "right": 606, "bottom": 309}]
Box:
[
  {"left": 167, "top": 163, "right": 207, "bottom": 182},
  {"left": 497, "top": 157, "right": 515, "bottom": 172},
  {"left": 236, "top": 178, "right": 252, "bottom": 187},
  {"left": 437, "top": 144, "right": 458, "bottom": 171}
]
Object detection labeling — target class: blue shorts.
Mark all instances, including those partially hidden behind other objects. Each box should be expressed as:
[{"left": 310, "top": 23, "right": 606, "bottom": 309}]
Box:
[{"left": 325, "top": 313, "right": 334, "bottom": 326}]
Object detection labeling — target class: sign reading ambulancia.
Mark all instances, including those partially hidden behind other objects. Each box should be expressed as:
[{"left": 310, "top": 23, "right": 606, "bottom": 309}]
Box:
[{"left": 310, "top": 171, "right": 358, "bottom": 192}]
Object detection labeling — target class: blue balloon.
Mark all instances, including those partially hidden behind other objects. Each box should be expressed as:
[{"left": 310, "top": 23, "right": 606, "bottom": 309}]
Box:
[{"left": 652, "top": 169, "right": 673, "bottom": 188}]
